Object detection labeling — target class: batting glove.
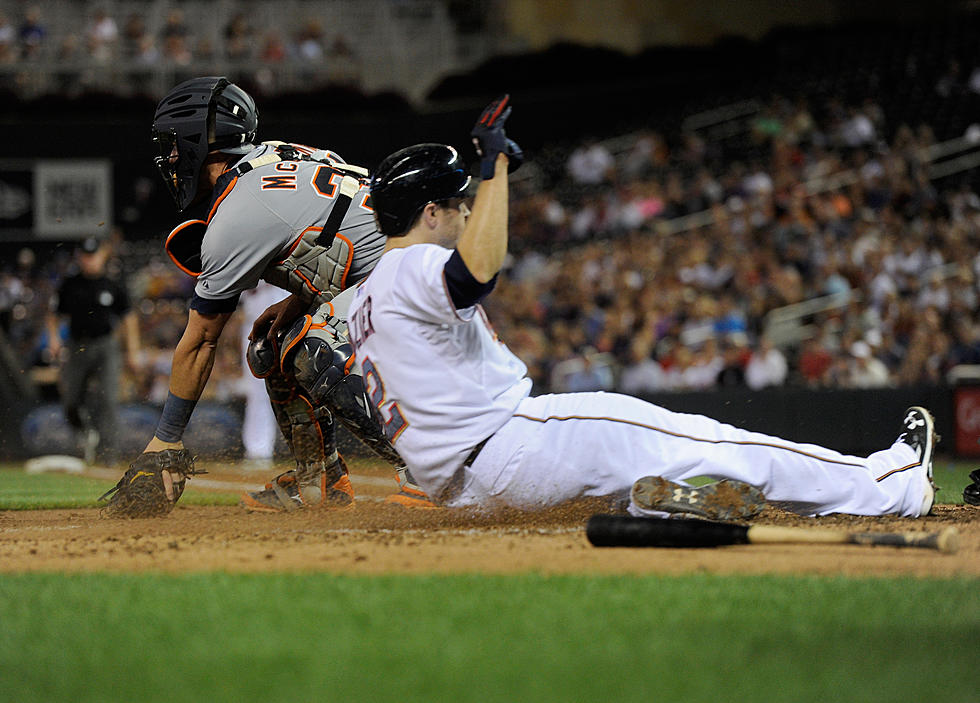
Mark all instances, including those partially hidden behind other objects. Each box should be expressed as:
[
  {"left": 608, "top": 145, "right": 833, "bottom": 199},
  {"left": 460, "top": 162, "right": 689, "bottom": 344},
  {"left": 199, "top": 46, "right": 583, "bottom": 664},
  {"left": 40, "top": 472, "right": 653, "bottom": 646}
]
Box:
[{"left": 471, "top": 94, "right": 524, "bottom": 179}]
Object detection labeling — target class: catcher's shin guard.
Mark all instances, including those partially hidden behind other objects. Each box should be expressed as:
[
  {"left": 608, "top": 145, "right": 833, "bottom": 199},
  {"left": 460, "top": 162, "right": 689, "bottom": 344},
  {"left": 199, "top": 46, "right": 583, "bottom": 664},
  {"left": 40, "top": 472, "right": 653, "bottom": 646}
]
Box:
[
  {"left": 282, "top": 308, "right": 438, "bottom": 507},
  {"left": 240, "top": 364, "right": 353, "bottom": 512}
]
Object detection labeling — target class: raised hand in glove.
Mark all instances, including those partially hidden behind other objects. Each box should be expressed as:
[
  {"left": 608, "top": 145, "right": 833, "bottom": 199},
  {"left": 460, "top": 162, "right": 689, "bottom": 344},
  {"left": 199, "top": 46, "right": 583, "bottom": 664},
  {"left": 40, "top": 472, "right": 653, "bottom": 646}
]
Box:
[
  {"left": 99, "top": 448, "right": 206, "bottom": 518},
  {"left": 471, "top": 94, "right": 523, "bottom": 179}
]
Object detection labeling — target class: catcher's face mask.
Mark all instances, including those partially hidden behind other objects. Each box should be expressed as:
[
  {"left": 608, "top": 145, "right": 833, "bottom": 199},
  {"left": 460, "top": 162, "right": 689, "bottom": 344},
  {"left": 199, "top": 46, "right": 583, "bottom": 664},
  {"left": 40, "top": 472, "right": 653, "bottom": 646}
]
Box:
[{"left": 151, "top": 128, "right": 182, "bottom": 207}]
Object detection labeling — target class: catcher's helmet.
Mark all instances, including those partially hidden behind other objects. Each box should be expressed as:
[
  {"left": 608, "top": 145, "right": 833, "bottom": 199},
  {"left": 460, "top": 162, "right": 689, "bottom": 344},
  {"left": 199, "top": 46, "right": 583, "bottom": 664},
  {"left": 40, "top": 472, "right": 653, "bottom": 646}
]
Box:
[
  {"left": 151, "top": 76, "right": 258, "bottom": 211},
  {"left": 370, "top": 143, "right": 470, "bottom": 236}
]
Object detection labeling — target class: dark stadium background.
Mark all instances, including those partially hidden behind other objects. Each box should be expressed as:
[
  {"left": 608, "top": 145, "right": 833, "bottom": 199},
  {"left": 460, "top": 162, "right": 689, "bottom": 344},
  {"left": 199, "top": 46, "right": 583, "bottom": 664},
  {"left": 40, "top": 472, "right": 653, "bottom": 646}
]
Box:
[{"left": 1, "top": 0, "right": 979, "bottom": 459}]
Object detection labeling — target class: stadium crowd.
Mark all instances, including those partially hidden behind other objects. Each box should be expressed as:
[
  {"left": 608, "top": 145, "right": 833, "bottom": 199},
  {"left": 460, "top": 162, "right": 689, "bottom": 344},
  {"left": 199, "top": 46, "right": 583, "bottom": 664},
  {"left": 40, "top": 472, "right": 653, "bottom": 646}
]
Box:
[
  {"left": 0, "top": 3, "right": 364, "bottom": 94},
  {"left": 492, "top": 94, "right": 980, "bottom": 394},
  {"left": 3, "top": 88, "right": 980, "bottom": 406}
]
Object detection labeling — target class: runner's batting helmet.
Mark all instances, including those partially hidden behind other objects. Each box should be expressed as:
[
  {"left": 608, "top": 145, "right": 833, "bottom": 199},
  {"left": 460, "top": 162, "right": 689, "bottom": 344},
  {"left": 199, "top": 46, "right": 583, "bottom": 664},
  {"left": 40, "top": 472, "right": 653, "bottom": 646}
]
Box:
[
  {"left": 369, "top": 143, "right": 471, "bottom": 236},
  {"left": 151, "top": 76, "right": 258, "bottom": 211}
]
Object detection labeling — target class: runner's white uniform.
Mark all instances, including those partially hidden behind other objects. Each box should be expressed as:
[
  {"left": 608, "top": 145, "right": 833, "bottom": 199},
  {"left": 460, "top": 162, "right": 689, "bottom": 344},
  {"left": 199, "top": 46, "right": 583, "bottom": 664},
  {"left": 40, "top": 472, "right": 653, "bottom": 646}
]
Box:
[{"left": 348, "top": 243, "right": 932, "bottom": 517}]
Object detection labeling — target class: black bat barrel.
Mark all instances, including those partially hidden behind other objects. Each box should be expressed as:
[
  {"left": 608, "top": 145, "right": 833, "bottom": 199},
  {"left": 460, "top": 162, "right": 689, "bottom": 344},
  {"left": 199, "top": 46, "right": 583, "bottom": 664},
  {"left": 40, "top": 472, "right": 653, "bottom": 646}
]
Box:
[{"left": 586, "top": 515, "right": 751, "bottom": 548}]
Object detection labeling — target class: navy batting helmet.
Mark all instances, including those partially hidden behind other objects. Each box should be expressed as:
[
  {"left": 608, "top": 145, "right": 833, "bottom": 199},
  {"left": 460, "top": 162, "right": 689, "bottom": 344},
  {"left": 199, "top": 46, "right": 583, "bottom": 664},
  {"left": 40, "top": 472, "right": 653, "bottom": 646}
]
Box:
[
  {"left": 369, "top": 143, "right": 471, "bottom": 237},
  {"left": 151, "top": 76, "right": 258, "bottom": 212}
]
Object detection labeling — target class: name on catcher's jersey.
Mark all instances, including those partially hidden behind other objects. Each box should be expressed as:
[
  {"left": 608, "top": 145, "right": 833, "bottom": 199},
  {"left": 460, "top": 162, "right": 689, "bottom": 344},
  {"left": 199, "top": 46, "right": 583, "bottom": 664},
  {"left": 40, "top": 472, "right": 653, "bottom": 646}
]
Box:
[
  {"left": 195, "top": 143, "right": 385, "bottom": 301},
  {"left": 348, "top": 244, "right": 531, "bottom": 497}
]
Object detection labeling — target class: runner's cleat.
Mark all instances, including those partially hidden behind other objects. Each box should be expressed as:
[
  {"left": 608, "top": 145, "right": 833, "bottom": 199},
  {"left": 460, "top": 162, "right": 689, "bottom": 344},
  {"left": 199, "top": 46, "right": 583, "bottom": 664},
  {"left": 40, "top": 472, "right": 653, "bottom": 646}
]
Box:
[
  {"left": 630, "top": 476, "right": 766, "bottom": 521},
  {"left": 897, "top": 406, "right": 938, "bottom": 516},
  {"left": 384, "top": 467, "right": 440, "bottom": 509}
]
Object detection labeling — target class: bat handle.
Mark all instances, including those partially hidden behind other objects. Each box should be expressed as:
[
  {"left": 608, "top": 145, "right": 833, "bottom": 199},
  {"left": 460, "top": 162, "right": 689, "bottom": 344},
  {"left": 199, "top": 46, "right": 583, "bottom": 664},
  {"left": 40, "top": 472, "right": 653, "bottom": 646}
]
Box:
[
  {"left": 747, "top": 525, "right": 959, "bottom": 554},
  {"left": 850, "top": 527, "right": 960, "bottom": 554}
]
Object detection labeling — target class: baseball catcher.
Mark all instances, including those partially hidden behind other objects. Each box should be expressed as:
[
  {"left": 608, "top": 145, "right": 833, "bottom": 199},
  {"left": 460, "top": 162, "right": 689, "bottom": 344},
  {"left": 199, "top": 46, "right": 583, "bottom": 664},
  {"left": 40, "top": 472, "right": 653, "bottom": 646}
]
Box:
[{"left": 100, "top": 76, "right": 433, "bottom": 517}]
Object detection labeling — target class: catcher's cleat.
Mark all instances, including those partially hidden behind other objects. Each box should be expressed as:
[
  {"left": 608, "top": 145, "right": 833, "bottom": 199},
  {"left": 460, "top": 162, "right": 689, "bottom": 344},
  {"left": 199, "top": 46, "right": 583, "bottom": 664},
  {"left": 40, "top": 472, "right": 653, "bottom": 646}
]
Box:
[
  {"left": 241, "top": 466, "right": 354, "bottom": 513},
  {"left": 384, "top": 467, "right": 439, "bottom": 509},
  {"left": 897, "top": 406, "right": 938, "bottom": 515},
  {"left": 630, "top": 476, "right": 766, "bottom": 522}
]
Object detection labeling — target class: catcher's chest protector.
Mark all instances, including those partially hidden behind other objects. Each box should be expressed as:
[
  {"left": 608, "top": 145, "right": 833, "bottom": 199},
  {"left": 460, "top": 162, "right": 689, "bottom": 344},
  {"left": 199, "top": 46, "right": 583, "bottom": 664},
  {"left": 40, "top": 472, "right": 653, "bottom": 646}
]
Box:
[
  {"left": 165, "top": 142, "right": 367, "bottom": 306},
  {"left": 262, "top": 226, "right": 354, "bottom": 306}
]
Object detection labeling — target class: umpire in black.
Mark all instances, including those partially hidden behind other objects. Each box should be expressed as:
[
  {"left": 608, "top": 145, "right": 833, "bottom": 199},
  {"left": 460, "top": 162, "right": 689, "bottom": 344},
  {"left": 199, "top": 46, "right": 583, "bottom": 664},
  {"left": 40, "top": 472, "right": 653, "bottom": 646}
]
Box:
[{"left": 46, "top": 237, "right": 141, "bottom": 463}]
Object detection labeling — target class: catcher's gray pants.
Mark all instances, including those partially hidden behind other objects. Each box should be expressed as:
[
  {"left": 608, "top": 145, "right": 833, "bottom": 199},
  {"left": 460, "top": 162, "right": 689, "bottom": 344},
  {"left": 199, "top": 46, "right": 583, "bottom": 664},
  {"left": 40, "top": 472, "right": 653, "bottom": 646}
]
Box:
[{"left": 61, "top": 334, "right": 121, "bottom": 449}]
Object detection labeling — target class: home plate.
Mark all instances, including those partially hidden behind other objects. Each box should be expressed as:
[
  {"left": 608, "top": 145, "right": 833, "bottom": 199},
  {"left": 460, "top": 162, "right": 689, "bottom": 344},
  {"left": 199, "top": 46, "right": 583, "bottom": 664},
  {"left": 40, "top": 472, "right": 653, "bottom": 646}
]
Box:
[{"left": 25, "top": 455, "right": 86, "bottom": 475}]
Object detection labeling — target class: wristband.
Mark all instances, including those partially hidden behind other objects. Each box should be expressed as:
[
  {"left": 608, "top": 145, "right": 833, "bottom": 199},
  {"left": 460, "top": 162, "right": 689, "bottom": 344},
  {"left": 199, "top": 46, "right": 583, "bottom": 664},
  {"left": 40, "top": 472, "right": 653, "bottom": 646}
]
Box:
[{"left": 154, "top": 391, "right": 197, "bottom": 443}]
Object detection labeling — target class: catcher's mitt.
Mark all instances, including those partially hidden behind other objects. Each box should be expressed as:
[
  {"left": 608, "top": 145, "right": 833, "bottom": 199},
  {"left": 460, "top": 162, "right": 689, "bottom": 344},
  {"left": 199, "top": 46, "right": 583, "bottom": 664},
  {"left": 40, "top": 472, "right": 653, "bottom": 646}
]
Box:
[{"left": 99, "top": 449, "right": 205, "bottom": 518}]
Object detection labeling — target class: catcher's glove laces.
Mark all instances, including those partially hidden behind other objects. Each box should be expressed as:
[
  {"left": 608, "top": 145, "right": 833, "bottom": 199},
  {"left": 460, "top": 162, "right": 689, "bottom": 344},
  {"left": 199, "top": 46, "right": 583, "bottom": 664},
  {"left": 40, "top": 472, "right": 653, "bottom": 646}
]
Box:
[{"left": 99, "top": 449, "right": 206, "bottom": 518}]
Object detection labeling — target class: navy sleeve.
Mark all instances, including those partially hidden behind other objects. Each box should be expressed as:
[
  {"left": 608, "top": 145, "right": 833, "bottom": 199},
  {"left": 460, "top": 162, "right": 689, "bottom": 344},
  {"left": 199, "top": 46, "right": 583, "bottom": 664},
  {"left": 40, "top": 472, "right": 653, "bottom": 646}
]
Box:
[
  {"left": 443, "top": 249, "right": 497, "bottom": 309},
  {"left": 190, "top": 293, "right": 241, "bottom": 314}
]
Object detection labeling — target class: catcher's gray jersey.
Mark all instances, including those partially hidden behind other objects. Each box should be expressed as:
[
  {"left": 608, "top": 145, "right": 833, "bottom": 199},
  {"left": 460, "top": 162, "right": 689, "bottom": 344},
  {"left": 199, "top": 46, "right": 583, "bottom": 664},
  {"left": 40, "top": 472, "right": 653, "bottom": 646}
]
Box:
[{"left": 193, "top": 143, "right": 383, "bottom": 303}]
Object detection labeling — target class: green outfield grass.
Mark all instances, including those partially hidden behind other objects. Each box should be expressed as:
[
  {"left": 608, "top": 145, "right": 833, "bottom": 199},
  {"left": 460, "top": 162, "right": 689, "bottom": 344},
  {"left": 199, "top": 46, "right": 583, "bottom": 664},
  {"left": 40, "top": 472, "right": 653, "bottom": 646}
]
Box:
[
  {"left": 0, "top": 466, "right": 238, "bottom": 509},
  {"left": 0, "top": 459, "right": 975, "bottom": 510},
  {"left": 0, "top": 572, "right": 976, "bottom": 703}
]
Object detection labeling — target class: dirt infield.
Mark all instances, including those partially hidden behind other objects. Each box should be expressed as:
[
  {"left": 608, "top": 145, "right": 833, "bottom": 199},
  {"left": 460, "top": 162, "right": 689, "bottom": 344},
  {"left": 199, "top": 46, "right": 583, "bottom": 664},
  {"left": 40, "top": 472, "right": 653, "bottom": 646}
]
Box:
[{"left": 2, "top": 460, "right": 978, "bottom": 577}]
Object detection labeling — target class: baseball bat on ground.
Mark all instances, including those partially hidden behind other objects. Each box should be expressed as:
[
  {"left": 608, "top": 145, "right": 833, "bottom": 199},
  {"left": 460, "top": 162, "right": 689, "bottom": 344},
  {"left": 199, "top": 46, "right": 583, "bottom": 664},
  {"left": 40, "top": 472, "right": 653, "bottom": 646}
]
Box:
[{"left": 586, "top": 515, "right": 959, "bottom": 554}]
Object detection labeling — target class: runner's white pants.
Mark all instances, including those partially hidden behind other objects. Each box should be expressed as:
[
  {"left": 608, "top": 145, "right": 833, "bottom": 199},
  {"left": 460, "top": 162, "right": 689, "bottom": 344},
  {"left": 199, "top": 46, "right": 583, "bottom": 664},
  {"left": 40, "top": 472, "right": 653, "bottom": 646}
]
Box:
[{"left": 450, "top": 392, "right": 930, "bottom": 517}]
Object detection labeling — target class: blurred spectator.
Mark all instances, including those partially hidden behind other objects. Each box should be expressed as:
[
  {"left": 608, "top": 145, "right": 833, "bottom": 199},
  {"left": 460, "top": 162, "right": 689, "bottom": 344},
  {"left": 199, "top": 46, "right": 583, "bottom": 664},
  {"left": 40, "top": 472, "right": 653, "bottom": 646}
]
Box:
[
  {"left": 326, "top": 35, "right": 361, "bottom": 86},
  {"left": 260, "top": 30, "right": 287, "bottom": 63},
  {"left": 85, "top": 7, "right": 118, "bottom": 63},
  {"left": 745, "top": 336, "right": 788, "bottom": 390},
  {"left": 296, "top": 18, "right": 324, "bottom": 61},
  {"left": 161, "top": 8, "right": 191, "bottom": 65},
  {"left": 0, "top": 11, "right": 15, "bottom": 63},
  {"left": 161, "top": 9, "right": 189, "bottom": 42},
  {"left": 847, "top": 340, "right": 891, "bottom": 388},
  {"left": 135, "top": 34, "right": 161, "bottom": 66},
  {"left": 18, "top": 5, "right": 46, "bottom": 59},
  {"left": 224, "top": 12, "right": 254, "bottom": 60},
  {"left": 121, "top": 13, "right": 147, "bottom": 59},
  {"left": 715, "top": 337, "right": 749, "bottom": 388},
  {"left": 567, "top": 140, "right": 614, "bottom": 186},
  {"left": 618, "top": 337, "right": 665, "bottom": 395},
  {"left": 162, "top": 34, "right": 192, "bottom": 65}
]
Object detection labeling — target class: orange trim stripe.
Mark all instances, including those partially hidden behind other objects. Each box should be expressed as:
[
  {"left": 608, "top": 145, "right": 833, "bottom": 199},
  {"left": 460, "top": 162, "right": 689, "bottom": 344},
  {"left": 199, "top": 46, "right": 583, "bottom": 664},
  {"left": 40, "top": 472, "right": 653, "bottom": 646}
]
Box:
[
  {"left": 511, "top": 413, "right": 867, "bottom": 468},
  {"left": 164, "top": 219, "right": 207, "bottom": 277},
  {"left": 335, "top": 233, "right": 354, "bottom": 289},
  {"left": 293, "top": 270, "right": 320, "bottom": 294},
  {"left": 206, "top": 176, "right": 238, "bottom": 223},
  {"left": 298, "top": 395, "right": 328, "bottom": 461},
  {"left": 280, "top": 315, "right": 312, "bottom": 373},
  {"left": 875, "top": 462, "right": 920, "bottom": 482},
  {"left": 278, "top": 227, "right": 316, "bottom": 261}
]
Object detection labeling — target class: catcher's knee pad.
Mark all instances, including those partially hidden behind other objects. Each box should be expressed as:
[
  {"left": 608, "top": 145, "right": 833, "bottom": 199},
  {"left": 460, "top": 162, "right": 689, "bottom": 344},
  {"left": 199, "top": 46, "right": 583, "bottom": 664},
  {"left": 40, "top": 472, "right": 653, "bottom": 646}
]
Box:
[
  {"left": 246, "top": 335, "right": 280, "bottom": 379},
  {"left": 280, "top": 304, "right": 353, "bottom": 404}
]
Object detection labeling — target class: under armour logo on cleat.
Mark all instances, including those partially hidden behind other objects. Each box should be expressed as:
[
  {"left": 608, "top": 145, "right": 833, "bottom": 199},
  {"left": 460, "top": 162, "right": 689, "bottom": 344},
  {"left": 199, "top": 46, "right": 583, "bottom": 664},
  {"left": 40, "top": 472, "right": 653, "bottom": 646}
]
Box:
[{"left": 904, "top": 412, "right": 925, "bottom": 430}]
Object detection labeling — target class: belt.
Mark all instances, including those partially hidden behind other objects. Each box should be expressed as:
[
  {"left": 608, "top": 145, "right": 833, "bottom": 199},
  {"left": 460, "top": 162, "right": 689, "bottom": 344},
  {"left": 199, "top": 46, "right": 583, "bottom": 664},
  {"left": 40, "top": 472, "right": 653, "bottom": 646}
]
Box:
[
  {"left": 461, "top": 436, "right": 491, "bottom": 469},
  {"left": 438, "top": 435, "right": 492, "bottom": 504}
]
